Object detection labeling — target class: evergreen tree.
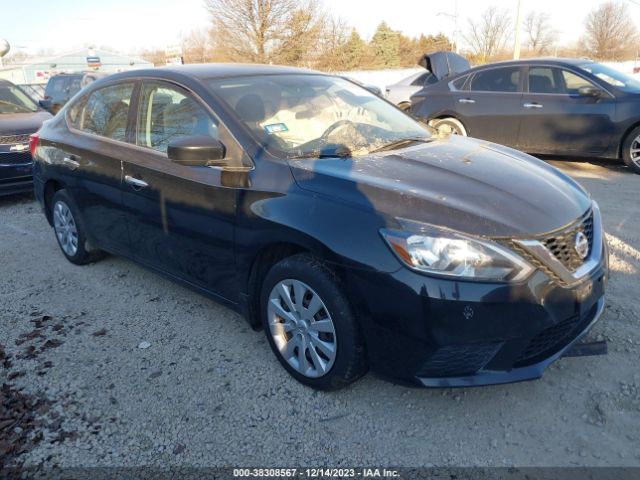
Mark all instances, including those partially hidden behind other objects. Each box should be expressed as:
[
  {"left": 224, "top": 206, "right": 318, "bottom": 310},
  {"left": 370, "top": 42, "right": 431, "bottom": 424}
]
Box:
[{"left": 370, "top": 22, "right": 400, "bottom": 68}]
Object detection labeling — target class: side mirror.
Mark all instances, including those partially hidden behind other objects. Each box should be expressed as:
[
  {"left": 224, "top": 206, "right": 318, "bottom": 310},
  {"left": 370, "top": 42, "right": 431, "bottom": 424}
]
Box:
[
  {"left": 167, "top": 136, "right": 226, "bottom": 167},
  {"left": 578, "top": 86, "right": 602, "bottom": 98}
]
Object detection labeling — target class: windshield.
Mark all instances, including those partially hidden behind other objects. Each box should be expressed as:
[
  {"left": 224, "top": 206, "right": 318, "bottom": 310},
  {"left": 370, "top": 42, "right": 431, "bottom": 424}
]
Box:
[
  {"left": 0, "top": 85, "right": 39, "bottom": 114},
  {"left": 579, "top": 63, "right": 640, "bottom": 93},
  {"left": 209, "top": 74, "right": 430, "bottom": 158}
]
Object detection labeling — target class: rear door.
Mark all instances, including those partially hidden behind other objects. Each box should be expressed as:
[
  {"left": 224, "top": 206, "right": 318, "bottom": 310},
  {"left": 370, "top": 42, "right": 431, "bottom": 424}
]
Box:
[
  {"left": 518, "top": 66, "right": 616, "bottom": 154},
  {"left": 121, "top": 80, "right": 246, "bottom": 301},
  {"left": 47, "top": 81, "right": 135, "bottom": 254},
  {"left": 451, "top": 66, "right": 524, "bottom": 147}
]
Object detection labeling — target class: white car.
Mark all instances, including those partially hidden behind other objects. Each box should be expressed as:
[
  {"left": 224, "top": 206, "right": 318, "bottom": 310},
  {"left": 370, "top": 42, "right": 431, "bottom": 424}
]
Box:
[
  {"left": 385, "top": 71, "right": 437, "bottom": 110},
  {"left": 385, "top": 51, "right": 470, "bottom": 110}
]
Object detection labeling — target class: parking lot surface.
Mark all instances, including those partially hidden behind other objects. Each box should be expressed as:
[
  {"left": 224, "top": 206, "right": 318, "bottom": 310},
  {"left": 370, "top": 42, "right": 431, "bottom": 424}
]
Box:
[{"left": 1, "top": 157, "right": 639, "bottom": 468}]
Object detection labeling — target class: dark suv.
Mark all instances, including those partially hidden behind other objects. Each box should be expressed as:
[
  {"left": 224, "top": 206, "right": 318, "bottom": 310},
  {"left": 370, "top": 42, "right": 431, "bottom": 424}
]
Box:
[
  {"left": 32, "top": 65, "right": 607, "bottom": 390},
  {"left": 0, "top": 79, "right": 52, "bottom": 195},
  {"left": 42, "top": 72, "right": 105, "bottom": 115}
]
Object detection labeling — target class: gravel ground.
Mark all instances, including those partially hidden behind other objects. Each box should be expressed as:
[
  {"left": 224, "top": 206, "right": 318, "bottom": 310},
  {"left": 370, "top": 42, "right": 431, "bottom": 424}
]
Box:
[{"left": 0, "top": 157, "right": 639, "bottom": 469}]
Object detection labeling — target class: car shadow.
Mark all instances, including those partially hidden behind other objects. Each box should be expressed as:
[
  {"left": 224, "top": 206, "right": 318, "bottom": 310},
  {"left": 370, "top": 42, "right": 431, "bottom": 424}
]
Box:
[{"left": 0, "top": 191, "right": 34, "bottom": 208}]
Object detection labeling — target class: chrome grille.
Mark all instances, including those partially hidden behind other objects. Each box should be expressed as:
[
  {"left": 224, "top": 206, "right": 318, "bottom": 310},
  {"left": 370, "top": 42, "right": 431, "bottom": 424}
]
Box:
[
  {"left": 541, "top": 210, "right": 594, "bottom": 272},
  {"left": 0, "top": 134, "right": 31, "bottom": 145}
]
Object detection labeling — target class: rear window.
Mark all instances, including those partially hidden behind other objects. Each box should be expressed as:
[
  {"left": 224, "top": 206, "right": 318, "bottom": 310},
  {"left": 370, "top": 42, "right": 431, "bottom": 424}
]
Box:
[{"left": 470, "top": 67, "right": 520, "bottom": 93}]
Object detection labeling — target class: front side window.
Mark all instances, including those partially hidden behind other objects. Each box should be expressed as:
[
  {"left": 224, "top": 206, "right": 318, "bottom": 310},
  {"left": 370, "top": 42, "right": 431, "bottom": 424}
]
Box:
[
  {"left": 470, "top": 68, "right": 520, "bottom": 93},
  {"left": 528, "top": 67, "right": 559, "bottom": 93},
  {"left": 136, "top": 83, "right": 218, "bottom": 153},
  {"left": 76, "top": 83, "right": 134, "bottom": 141},
  {"left": 579, "top": 62, "right": 640, "bottom": 93},
  {"left": 0, "top": 85, "right": 38, "bottom": 114},
  {"left": 561, "top": 70, "right": 596, "bottom": 94},
  {"left": 208, "top": 74, "right": 429, "bottom": 158}
]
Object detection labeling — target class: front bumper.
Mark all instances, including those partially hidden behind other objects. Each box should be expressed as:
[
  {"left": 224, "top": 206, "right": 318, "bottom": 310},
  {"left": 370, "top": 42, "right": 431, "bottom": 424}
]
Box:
[
  {"left": 345, "top": 233, "right": 608, "bottom": 388},
  {"left": 0, "top": 151, "right": 34, "bottom": 196}
]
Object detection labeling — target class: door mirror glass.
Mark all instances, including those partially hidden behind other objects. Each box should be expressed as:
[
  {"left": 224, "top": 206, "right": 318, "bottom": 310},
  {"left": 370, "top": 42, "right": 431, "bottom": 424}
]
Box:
[
  {"left": 578, "top": 86, "right": 602, "bottom": 97},
  {"left": 167, "top": 135, "right": 227, "bottom": 166}
]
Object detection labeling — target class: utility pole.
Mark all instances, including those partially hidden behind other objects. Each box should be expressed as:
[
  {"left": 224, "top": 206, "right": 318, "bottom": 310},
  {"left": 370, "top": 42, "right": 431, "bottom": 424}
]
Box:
[
  {"left": 513, "top": 0, "right": 523, "bottom": 59},
  {"left": 437, "top": 0, "right": 460, "bottom": 54}
]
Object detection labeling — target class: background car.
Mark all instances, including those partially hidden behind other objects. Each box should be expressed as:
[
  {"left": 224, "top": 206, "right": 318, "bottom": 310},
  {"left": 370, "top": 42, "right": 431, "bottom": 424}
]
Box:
[
  {"left": 410, "top": 58, "right": 640, "bottom": 174},
  {"left": 385, "top": 51, "right": 470, "bottom": 110},
  {"left": 0, "top": 79, "right": 52, "bottom": 196},
  {"left": 31, "top": 64, "right": 606, "bottom": 390},
  {"left": 41, "top": 72, "right": 106, "bottom": 115}
]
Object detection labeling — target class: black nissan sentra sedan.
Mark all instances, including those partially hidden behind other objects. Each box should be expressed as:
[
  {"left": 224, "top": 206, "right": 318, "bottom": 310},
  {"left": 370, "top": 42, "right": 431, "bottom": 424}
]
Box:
[{"left": 31, "top": 64, "right": 608, "bottom": 389}]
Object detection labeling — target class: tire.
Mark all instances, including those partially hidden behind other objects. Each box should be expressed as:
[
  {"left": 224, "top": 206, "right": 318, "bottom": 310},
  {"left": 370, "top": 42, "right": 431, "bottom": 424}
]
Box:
[
  {"left": 50, "top": 189, "right": 105, "bottom": 265},
  {"left": 621, "top": 126, "right": 640, "bottom": 174},
  {"left": 431, "top": 117, "right": 467, "bottom": 136},
  {"left": 398, "top": 102, "right": 411, "bottom": 112},
  {"left": 260, "top": 254, "right": 367, "bottom": 390}
]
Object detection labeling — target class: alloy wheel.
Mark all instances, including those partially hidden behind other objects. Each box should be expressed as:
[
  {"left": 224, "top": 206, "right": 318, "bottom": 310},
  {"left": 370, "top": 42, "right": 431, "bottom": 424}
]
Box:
[
  {"left": 630, "top": 134, "right": 640, "bottom": 167},
  {"left": 53, "top": 201, "right": 79, "bottom": 257},
  {"left": 267, "top": 279, "right": 337, "bottom": 378}
]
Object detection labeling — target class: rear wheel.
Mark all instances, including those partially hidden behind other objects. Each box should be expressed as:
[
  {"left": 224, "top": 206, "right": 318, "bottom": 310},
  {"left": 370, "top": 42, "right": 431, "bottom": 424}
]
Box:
[
  {"left": 260, "top": 254, "right": 367, "bottom": 390},
  {"left": 51, "top": 190, "right": 104, "bottom": 265},
  {"left": 398, "top": 102, "right": 411, "bottom": 112},
  {"left": 431, "top": 117, "right": 467, "bottom": 136},
  {"left": 621, "top": 126, "right": 640, "bottom": 174}
]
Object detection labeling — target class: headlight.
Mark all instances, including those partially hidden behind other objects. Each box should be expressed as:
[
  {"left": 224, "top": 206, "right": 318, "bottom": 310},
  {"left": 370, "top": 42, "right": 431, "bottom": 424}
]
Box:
[{"left": 380, "top": 219, "right": 534, "bottom": 282}]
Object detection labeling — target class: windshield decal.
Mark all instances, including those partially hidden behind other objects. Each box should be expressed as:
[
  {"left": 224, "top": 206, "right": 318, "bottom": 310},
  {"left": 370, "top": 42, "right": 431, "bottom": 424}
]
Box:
[{"left": 264, "top": 123, "right": 289, "bottom": 134}]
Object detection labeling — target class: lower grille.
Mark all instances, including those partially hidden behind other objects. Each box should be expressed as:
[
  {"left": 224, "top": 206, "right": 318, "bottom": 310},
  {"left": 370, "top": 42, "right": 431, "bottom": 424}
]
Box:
[
  {"left": 417, "top": 343, "right": 502, "bottom": 377},
  {"left": 0, "top": 152, "right": 32, "bottom": 165},
  {"left": 514, "top": 303, "right": 598, "bottom": 367}
]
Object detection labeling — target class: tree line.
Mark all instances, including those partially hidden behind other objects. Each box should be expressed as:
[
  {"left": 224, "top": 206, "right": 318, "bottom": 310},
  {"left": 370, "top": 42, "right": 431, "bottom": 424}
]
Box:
[{"left": 142, "top": 0, "right": 636, "bottom": 70}]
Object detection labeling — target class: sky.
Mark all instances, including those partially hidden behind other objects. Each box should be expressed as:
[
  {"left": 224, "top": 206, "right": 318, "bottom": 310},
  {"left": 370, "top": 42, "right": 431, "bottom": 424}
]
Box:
[{"left": 2, "top": 0, "right": 640, "bottom": 58}]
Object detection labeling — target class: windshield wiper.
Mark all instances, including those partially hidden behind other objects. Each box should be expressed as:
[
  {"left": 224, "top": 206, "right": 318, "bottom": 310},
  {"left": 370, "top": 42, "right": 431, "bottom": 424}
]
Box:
[{"left": 369, "top": 137, "right": 431, "bottom": 154}]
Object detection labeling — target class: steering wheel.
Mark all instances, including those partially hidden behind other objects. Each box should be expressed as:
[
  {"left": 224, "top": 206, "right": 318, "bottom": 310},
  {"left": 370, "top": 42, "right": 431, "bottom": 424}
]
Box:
[{"left": 318, "top": 119, "right": 358, "bottom": 145}]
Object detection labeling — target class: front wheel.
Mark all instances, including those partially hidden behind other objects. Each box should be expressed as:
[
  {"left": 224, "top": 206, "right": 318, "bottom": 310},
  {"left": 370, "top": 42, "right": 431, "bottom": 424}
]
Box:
[
  {"left": 50, "top": 189, "right": 105, "bottom": 265},
  {"left": 260, "top": 254, "right": 367, "bottom": 390},
  {"left": 621, "top": 126, "right": 640, "bottom": 174}
]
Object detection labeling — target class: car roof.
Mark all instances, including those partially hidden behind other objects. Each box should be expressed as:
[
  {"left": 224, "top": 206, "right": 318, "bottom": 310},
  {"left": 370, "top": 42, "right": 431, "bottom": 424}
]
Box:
[{"left": 107, "top": 63, "right": 320, "bottom": 82}]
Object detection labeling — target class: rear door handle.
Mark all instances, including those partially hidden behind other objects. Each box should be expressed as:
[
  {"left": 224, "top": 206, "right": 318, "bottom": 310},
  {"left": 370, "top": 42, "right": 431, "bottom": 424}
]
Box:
[
  {"left": 62, "top": 156, "right": 80, "bottom": 170},
  {"left": 523, "top": 103, "right": 543, "bottom": 109},
  {"left": 458, "top": 98, "right": 476, "bottom": 104},
  {"left": 125, "top": 175, "right": 149, "bottom": 189}
]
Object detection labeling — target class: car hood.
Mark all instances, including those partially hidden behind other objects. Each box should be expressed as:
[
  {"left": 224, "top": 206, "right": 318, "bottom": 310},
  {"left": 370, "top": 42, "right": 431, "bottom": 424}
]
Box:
[
  {"left": 418, "top": 51, "right": 470, "bottom": 81},
  {"left": 0, "top": 111, "right": 52, "bottom": 136},
  {"left": 289, "top": 136, "right": 591, "bottom": 238}
]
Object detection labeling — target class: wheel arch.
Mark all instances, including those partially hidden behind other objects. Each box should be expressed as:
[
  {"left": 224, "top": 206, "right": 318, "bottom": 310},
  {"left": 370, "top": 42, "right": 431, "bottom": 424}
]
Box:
[{"left": 43, "top": 179, "right": 65, "bottom": 226}]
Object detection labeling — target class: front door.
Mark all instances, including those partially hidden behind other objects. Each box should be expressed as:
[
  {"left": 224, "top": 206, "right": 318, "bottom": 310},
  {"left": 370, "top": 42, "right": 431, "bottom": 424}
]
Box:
[
  {"left": 451, "top": 66, "right": 524, "bottom": 148},
  {"left": 121, "top": 81, "right": 242, "bottom": 301},
  {"left": 518, "top": 66, "right": 616, "bottom": 155}
]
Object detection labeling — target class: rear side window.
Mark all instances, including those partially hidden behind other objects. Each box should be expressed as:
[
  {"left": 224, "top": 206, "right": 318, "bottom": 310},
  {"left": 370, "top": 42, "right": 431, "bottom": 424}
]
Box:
[
  {"left": 451, "top": 75, "right": 468, "bottom": 90},
  {"left": 470, "top": 67, "right": 520, "bottom": 92},
  {"left": 45, "top": 77, "right": 67, "bottom": 99},
  {"left": 68, "top": 82, "right": 134, "bottom": 142},
  {"left": 411, "top": 72, "right": 436, "bottom": 86}
]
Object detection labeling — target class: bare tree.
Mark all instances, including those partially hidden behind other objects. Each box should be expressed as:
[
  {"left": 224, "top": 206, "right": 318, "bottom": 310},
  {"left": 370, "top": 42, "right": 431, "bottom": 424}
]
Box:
[
  {"left": 181, "top": 28, "right": 213, "bottom": 63},
  {"left": 464, "top": 7, "right": 512, "bottom": 62},
  {"left": 205, "top": 0, "right": 326, "bottom": 64},
  {"left": 584, "top": 1, "right": 638, "bottom": 60},
  {"left": 523, "top": 11, "right": 557, "bottom": 55}
]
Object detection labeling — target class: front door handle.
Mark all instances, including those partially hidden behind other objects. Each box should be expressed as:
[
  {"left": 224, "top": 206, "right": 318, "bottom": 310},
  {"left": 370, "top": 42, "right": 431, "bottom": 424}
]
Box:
[
  {"left": 458, "top": 98, "right": 476, "bottom": 104},
  {"left": 125, "top": 175, "right": 149, "bottom": 189},
  {"left": 62, "top": 157, "right": 80, "bottom": 170},
  {"left": 524, "top": 103, "right": 543, "bottom": 109}
]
